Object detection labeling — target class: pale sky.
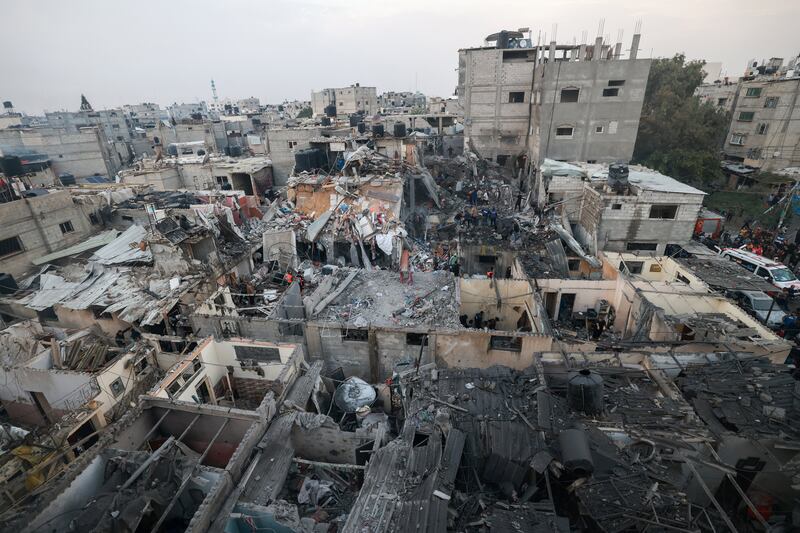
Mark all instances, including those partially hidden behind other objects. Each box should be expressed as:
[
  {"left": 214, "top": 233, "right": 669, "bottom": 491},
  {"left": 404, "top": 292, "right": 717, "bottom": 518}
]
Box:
[{"left": 1, "top": 0, "right": 798, "bottom": 114}]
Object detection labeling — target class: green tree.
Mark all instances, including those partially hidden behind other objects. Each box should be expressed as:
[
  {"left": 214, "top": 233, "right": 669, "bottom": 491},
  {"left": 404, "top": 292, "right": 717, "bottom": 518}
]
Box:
[
  {"left": 632, "top": 54, "right": 730, "bottom": 186},
  {"left": 296, "top": 107, "right": 312, "bottom": 119}
]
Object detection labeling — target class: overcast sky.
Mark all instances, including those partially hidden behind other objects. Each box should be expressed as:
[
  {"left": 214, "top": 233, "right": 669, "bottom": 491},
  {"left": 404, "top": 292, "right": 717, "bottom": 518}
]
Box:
[{"left": 1, "top": 0, "right": 798, "bottom": 114}]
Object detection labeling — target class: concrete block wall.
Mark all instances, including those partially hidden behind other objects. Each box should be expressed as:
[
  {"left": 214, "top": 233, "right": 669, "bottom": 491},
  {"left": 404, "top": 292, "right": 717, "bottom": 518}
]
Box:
[
  {"left": 0, "top": 190, "right": 102, "bottom": 277},
  {"left": 266, "top": 127, "right": 322, "bottom": 185}
]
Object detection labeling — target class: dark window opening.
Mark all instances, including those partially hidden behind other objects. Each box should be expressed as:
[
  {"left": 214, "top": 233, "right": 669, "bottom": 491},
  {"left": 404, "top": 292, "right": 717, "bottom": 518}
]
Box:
[
  {"left": 560, "top": 88, "right": 579, "bottom": 103},
  {"left": 508, "top": 92, "right": 525, "bottom": 103},
  {"left": 738, "top": 111, "right": 755, "bottom": 122},
  {"left": 649, "top": 204, "right": 678, "bottom": 219},
  {"left": 608, "top": 80, "right": 626, "bottom": 87},
  {"left": 745, "top": 87, "right": 762, "bottom": 98},
  {"left": 555, "top": 126, "right": 574, "bottom": 138},
  {"left": 490, "top": 335, "right": 522, "bottom": 352},
  {"left": 59, "top": 221, "right": 75, "bottom": 234},
  {"left": 764, "top": 97, "right": 779, "bottom": 108},
  {"left": 37, "top": 306, "right": 58, "bottom": 321},
  {"left": 496, "top": 155, "right": 509, "bottom": 166},
  {"left": 406, "top": 333, "right": 427, "bottom": 346},
  {"left": 602, "top": 88, "right": 619, "bottom": 97},
  {"left": 567, "top": 259, "right": 581, "bottom": 271},
  {"left": 342, "top": 328, "right": 368, "bottom": 342},
  {"left": 621, "top": 261, "right": 644, "bottom": 275},
  {"left": 611, "top": 204, "right": 622, "bottom": 210},
  {"left": 626, "top": 242, "right": 659, "bottom": 251},
  {"left": 0, "top": 236, "right": 23, "bottom": 258}
]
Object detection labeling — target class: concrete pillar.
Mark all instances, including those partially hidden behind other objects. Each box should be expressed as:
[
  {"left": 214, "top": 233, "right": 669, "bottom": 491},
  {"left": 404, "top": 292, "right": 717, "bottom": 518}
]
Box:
[
  {"left": 570, "top": 47, "right": 577, "bottom": 61},
  {"left": 614, "top": 42, "right": 622, "bottom": 59},
  {"left": 548, "top": 41, "right": 556, "bottom": 63},
  {"left": 578, "top": 44, "right": 586, "bottom": 61},
  {"left": 630, "top": 34, "right": 641, "bottom": 60},
  {"left": 593, "top": 36, "right": 603, "bottom": 61}
]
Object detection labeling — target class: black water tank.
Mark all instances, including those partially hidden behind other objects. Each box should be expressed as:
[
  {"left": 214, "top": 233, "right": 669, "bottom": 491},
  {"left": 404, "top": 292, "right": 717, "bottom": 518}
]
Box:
[
  {"left": 567, "top": 369, "right": 603, "bottom": 415},
  {"left": 324, "top": 104, "right": 337, "bottom": 117},
  {"left": 349, "top": 115, "right": 360, "bottom": 127},
  {"left": 608, "top": 163, "right": 629, "bottom": 191},
  {"left": 228, "top": 146, "right": 243, "bottom": 157},
  {"left": 0, "top": 156, "right": 23, "bottom": 177},
  {"left": 321, "top": 117, "right": 331, "bottom": 126},
  {"left": 166, "top": 145, "right": 178, "bottom": 156},
  {"left": 559, "top": 428, "right": 594, "bottom": 476},
  {"left": 357, "top": 122, "right": 366, "bottom": 134},
  {"left": 372, "top": 124, "right": 385, "bottom": 137},
  {"left": 0, "top": 273, "right": 18, "bottom": 295},
  {"left": 393, "top": 122, "right": 407, "bottom": 138},
  {"left": 496, "top": 30, "right": 510, "bottom": 49},
  {"left": 58, "top": 173, "right": 76, "bottom": 186}
]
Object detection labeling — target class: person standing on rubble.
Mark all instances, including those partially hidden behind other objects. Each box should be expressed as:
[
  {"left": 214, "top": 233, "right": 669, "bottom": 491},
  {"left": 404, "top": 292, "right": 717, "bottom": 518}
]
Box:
[
  {"left": 470, "top": 204, "right": 479, "bottom": 226},
  {"left": 469, "top": 188, "right": 478, "bottom": 206},
  {"left": 283, "top": 271, "right": 294, "bottom": 285},
  {"left": 490, "top": 207, "right": 497, "bottom": 229},
  {"left": 515, "top": 190, "right": 524, "bottom": 211}
]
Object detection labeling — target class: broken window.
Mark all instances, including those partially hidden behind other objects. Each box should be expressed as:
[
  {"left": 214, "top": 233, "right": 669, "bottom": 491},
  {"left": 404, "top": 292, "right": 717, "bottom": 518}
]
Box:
[
  {"left": 717, "top": 97, "right": 727, "bottom": 106},
  {"left": 59, "top": 221, "right": 75, "bottom": 234},
  {"left": 602, "top": 88, "right": 619, "bottom": 97},
  {"left": 757, "top": 123, "right": 769, "bottom": 135},
  {"left": 508, "top": 92, "right": 525, "bottom": 103},
  {"left": 233, "top": 344, "right": 281, "bottom": 362},
  {"left": 595, "top": 125, "right": 604, "bottom": 134},
  {"left": 0, "top": 236, "right": 23, "bottom": 258},
  {"left": 342, "top": 328, "right": 368, "bottom": 342},
  {"left": 109, "top": 377, "right": 125, "bottom": 398},
  {"left": 745, "top": 87, "right": 762, "bottom": 97},
  {"left": 560, "top": 88, "right": 579, "bottom": 103},
  {"left": 730, "top": 133, "right": 746, "bottom": 145},
  {"left": 555, "top": 126, "right": 574, "bottom": 138},
  {"left": 764, "top": 96, "right": 779, "bottom": 108},
  {"left": 608, "top": 79, "right": 626, "bottom": 87},
  {"left": 611, "top": 203, "right": 622, "bottom": 210},
  {"left": 649, "top": 205, "right": 678, "bottom": 219},
  {"left": 490, "top": 335, "right": 522, "bottom": 352},
  {"left": 737, "top": 111, "right": 755, "bottom": 122},
  {"left": 621, "top": 261, "right": 644, "bottom": 274},
  {"left": 567, "top": 259, "right": 581, "bottom": 271},
  {"left": 626, "top": 242, "right": 658, "bottom": 251},
  {"left": 406, "top": 333, "right": 427, "bottom": 346},
  {"left": 288, "top": 141, "right": 298, "bottom": 149},
  {"left": 496, "top": 155, "right": 510, "bottom": 166},
  {"left": 89, "top": 213, "right": 100, "bottom": 225}
]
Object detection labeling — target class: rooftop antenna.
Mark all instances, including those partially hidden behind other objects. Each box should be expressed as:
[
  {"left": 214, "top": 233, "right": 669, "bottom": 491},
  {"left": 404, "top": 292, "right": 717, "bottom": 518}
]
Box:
[
  {"left": 211, "top": 79, "right": 218, "bottom": 102},
  {"left": 552, "top": 23, "right": 558, "bottom": 43},
  {"left": 597, "top": 19, "right": 605, "bottom": 38}
]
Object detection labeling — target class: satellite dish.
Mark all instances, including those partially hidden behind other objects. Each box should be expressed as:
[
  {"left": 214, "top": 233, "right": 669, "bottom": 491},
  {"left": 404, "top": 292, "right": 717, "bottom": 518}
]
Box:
[{"left": 518, "top": 39, "right": 530, "bottom": 48}]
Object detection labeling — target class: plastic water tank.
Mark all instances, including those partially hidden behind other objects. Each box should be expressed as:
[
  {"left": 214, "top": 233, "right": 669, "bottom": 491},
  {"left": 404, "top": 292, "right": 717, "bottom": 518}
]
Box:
[
  {"left": 393, "top": 122, "right": 407, "bottom": 138},
  {"left": 567, "top": 369, "right": 604, "bottom": 415},
  {"left": 324, "top": 104, "right": 337, "bottom": 117},
  {"left": 608, "top": 163, "right": 629, "bottom": 192},
  {"left": 321, "top": 117, "right": 331, "bottom": 126},
  {"left": 0, "top": 156, "right": 23, "bottom": 177},
  {"left": 372, "top": 124, "right": 385, "bottom": 137},
  {"left": 349, "top": 115, "right": 360, "bottom": 127},
  {"left": 357, "top": 122, "right": 366, "bottom": 134}
]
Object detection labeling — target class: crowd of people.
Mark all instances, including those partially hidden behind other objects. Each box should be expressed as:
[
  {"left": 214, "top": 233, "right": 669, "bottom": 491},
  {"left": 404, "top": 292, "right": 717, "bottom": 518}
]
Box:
[{"left": 718, "top": 223, "right": 800, "bottom": 270}]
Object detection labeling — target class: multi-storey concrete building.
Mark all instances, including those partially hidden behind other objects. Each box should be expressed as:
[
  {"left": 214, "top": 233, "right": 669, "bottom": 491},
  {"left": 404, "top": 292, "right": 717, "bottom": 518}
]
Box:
[
  {"left": 458, "top": 29, "right": 651, "bottom": 168},
  {"left": 311, "top": 84, "right": 377, "bottom": 117},
  {"left": 723, "top": 56, "right": 800, "bottom": 171},
  {"left": 694, "top": 81, "right": 738, "bottom": 113}
]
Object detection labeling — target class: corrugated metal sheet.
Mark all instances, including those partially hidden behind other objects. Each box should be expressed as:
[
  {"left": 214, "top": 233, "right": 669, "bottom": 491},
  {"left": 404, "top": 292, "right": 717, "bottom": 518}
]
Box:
[
  {"left": 91, "top": 225, "right": 152, "bottom": 265},
  {"left": 32, "top": 230, "right": 120, "bottom": 265}
]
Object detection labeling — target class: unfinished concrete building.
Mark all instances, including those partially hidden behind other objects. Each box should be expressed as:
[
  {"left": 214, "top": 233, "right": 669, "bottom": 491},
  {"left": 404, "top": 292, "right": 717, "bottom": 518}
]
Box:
[{"left": 458, "top": 27, "right": 651, "bottom": 167}]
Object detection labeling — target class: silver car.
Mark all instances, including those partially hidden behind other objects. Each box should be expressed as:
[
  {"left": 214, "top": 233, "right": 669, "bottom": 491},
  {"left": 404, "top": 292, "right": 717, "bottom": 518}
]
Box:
[{"left": 732, "top": 290, "right": 786, "bottom": 329}]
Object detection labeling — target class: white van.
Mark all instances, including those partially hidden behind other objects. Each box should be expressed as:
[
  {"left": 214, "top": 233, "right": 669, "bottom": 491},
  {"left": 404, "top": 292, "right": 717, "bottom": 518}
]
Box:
[{"left": 720, "top": 247, "right": 800, "bottom": 291}]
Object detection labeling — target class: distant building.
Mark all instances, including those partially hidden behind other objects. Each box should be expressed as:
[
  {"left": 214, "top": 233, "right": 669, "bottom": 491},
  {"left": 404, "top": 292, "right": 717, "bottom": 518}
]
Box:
[
  {"left": 311, "top": 84, "right": 377, "bottom": 117},
  {"left": 167, "top": 101, "right": 212, "bottom": 122},
  {"left": 458, "top": 28, "right": 651, "bottom": 168},
  {"left": 723, "top": 54, "right": 800, "bottom": 171},
  {"left": 378, "top": 91, "right": 426, "bottom": 113},
  {"left": 122, "top": 102, "right": 163, "bottom": 129},
  {"left": 695, "top": 81, "right": 737, "bottom": 113}
]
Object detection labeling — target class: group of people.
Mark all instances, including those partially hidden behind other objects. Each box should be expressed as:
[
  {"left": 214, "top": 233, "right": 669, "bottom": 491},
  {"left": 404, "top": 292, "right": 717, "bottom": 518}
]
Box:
[
  {"left": 458, "top": 205, "right": 498, "bottom": 229},
  {"left": 724, "top": 223, "right": 800, "bottom": 269},
  {"left": 459, "top": 311, "right": 499, "bottom": 330}
]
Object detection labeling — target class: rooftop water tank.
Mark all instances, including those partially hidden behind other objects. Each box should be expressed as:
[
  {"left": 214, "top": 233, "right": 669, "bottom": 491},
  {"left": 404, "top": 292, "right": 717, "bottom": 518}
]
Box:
[
  {"left": 393, "top": 122, "right": 407, "bottom": 138},
  {"left": 357, "top": 122, "right": 366, "bottom": 134},
  {"left": 372, "top": 124, "right": 385, "bottom": 137},
  {"left": 559, "top": 428, "right": 594, "bottom": 476},
  {"left": 324, "top": 104, "right": 337, "bottom": 117},
  {"left": 349, "top": 115, "right": 360, "bottom": 127},
  {"left": 321, "top": 117, "right": 331, "bottom": 126},
  {"left": 608, "top": 163, "right": 629, "bottom": 192},
  {"left": 567, "top": 369, "right": 604, "bottom": 415}
]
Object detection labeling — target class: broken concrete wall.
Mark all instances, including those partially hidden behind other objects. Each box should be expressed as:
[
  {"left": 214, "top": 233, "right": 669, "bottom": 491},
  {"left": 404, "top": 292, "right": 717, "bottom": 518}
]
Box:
[
  {"left": 434, "top": 330, "right": 552, "bottom": 370},
  {"left": 459, "top": 279, "right": 534, "bottom": 331},
  {"left": 290, "top": 419, "right": 370, "bottom": 464}
]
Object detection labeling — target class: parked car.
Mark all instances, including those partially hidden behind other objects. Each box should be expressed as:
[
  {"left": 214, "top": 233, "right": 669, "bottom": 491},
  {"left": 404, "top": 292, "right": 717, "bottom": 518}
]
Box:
[
  {"left": 727, "top": 289, "right": 786, "bottom": 329},
  {"left": 719, "top": 247, "right": 800, "bottom": 292}
]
